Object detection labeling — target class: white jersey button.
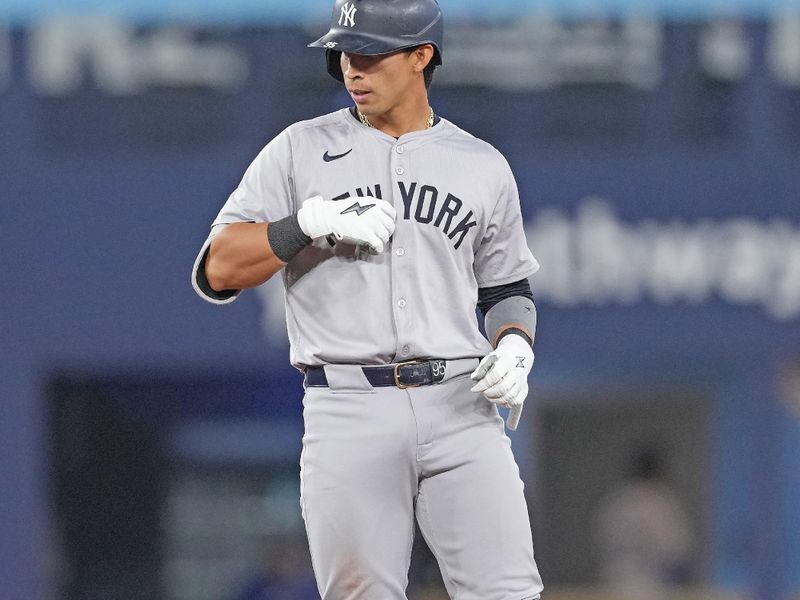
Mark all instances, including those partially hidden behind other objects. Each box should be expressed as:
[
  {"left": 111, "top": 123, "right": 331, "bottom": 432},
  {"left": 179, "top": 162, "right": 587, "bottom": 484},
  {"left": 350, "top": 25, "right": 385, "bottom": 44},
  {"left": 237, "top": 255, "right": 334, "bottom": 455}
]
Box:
[
  {"left": 395, "top": 167, "right": 405, "bottom": 175},
  {"left": 395, "top": 248, "right": 405, "bottom": 256},
  {"left": 398, "top": 299, "right": 407, "bottom": 308},
  {"left": 401, "top": 345, "right": 410, "bottom": 355},
  {"left": 396, "top": 145, "right": 405, "bottom": 154}
]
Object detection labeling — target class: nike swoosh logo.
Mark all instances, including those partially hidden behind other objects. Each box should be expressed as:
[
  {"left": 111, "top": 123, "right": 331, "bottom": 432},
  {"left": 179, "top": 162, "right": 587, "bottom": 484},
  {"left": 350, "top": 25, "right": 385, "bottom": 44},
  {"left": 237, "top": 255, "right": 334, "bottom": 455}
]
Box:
[
  {"left": 323, "top": 149, "right": 353, "bottom": 162},
  {"left": 341, "top": 202, "right": 375, "bottom": 216}
]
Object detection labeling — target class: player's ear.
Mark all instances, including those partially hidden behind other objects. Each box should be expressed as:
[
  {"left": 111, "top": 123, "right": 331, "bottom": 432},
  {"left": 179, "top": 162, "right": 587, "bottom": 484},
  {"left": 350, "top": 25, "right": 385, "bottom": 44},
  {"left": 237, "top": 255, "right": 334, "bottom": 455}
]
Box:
[{"left": 410, "top": 45, "right": 434, "bottom": 73}]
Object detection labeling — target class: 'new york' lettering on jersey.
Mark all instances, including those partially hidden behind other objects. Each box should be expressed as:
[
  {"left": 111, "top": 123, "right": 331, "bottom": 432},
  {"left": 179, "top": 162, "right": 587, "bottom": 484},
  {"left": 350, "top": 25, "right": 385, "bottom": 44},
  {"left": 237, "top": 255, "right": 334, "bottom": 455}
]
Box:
[
  {"left": 331, "top": 181, "right": 478, "bottom": 250},
  {"left": 199, "top": 108, "right": 539, "bottom": 368},
  {"left": 398, "top": 182, "right": 477, "bottom": 250}
]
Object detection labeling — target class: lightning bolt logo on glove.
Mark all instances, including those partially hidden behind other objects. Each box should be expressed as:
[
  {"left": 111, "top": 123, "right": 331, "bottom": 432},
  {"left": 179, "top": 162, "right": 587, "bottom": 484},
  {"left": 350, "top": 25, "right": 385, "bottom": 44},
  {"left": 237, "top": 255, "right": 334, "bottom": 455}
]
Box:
[{"left": 340, "top": 202, "right": 375, "bottom": 216}]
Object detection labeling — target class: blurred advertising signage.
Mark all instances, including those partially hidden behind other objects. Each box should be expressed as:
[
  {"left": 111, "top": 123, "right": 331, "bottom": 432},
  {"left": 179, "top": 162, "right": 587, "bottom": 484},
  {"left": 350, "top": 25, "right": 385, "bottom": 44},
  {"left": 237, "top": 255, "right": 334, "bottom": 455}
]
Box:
[
  {"left": 439, "top": 15, "right": 800, "bottom": 90},
  {"left": 528, "top": 200, "right": 800, "bottom": 320},
  {"left": 439, "top": 17, "right": 663, "bottom": 90},
  {"left": 26, "top": 19, "right": 249, "bottom": 95}
]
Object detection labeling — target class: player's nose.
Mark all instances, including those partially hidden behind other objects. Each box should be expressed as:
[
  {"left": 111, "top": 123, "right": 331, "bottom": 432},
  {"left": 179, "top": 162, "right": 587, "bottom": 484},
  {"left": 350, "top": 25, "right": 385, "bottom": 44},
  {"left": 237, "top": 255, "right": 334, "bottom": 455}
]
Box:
[{"left": 340, "top": 53, "right": 364, "bottom": 79}]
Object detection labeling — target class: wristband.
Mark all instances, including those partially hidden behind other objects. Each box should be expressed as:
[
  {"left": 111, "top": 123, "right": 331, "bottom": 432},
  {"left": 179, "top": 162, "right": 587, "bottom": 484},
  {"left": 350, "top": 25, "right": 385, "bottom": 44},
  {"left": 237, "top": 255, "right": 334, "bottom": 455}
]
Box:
[{"left": 267, "top": 214, "right": 312, "bottom": 263}]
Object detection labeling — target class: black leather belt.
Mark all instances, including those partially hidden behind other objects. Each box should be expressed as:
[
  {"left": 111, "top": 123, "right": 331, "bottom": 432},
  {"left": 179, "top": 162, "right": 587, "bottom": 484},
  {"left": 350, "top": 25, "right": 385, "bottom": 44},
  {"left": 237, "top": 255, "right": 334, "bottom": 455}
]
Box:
[{"left": 305, "top": 359, "right": 447, "bottom": 389}]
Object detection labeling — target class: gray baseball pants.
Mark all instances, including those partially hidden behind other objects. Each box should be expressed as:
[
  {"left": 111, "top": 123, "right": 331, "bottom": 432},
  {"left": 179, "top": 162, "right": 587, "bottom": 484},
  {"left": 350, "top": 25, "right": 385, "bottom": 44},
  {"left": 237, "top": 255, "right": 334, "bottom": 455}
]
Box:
[{"left": 299, "top": 359, "right": 544, "bottom": 600}]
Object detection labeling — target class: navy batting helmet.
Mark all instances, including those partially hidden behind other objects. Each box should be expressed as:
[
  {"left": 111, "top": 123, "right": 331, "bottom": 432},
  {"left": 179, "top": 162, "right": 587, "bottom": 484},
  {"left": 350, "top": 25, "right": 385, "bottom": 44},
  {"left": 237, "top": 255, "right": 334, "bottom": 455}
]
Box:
[{"left": 308, "top": 0, "right": 443, "bottom": 82}]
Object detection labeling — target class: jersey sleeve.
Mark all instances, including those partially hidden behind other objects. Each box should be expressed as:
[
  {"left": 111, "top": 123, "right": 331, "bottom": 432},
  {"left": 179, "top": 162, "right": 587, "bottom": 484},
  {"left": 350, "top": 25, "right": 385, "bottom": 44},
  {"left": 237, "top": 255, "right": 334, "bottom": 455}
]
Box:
[
  {"left": 213, "top": 128, "right": 297, "bottom": 226},
  {"left": 192, "top": 128, "right": 297, "bottom": 305},
  {"left": 191, "top": 224, "right": 241, "bottom": 305},
  {"left": 473, "top": 161, "right": 540, "bottom": 288}
]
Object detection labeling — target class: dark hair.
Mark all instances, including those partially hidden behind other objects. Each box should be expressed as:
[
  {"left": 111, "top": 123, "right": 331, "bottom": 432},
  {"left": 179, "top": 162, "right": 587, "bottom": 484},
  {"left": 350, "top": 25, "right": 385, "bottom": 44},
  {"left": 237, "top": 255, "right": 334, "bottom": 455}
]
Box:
[{"left": 422, "top": 62, "right": 436, "bottom": 89}]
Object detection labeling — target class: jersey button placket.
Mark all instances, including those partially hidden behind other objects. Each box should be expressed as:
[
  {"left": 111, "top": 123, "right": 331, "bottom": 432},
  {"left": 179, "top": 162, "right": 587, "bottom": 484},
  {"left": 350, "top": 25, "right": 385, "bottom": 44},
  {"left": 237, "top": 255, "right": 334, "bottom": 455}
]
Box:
[{"left": 391, "top": 148, "right": 412, "bottom": 360}]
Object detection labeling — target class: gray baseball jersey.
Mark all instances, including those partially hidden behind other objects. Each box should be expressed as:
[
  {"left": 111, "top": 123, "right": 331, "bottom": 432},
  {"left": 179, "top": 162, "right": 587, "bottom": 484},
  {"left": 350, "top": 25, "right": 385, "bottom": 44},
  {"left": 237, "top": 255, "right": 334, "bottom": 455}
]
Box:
[
  {"left": 193, "top": 107, "right": 544, "bottom": 600},
  {"left": 194, "top": 108, "right": 539, "bottom": 368}
]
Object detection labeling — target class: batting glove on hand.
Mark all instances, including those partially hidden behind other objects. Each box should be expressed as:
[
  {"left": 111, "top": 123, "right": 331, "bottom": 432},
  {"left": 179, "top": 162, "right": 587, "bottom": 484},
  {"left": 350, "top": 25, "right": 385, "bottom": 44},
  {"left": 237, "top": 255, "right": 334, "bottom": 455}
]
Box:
[
  {"left": 297, "top": 195, "right": 396, "bottom": 254},
  {"left": 470, "top": 334, "right": 534, "bottom": 409}
]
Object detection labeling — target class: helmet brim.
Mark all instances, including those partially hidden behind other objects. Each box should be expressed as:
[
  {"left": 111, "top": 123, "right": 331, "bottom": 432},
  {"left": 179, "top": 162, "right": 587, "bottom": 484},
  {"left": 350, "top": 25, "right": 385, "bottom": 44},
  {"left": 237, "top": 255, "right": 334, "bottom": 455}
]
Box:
[
  {"left": 309, "top": 32, "right": 442, "bottom": 82},
  {"left": 309, "top": 30, "right": 440, "bottom": 59}
]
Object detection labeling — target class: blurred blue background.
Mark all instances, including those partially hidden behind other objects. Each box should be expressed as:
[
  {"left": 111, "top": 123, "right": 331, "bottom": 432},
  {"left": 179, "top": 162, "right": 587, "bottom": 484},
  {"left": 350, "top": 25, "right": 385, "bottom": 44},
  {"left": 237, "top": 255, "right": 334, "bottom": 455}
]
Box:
[{"left": 2, "top": 1, "right": 800, "bottom": 599}]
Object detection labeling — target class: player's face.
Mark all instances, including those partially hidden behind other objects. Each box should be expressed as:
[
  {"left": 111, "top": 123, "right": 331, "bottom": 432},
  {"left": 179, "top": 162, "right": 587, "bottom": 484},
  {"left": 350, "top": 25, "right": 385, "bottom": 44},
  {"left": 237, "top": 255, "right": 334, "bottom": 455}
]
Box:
[{"left": 341, "top": 48, "right": 429, "bottom": 117}]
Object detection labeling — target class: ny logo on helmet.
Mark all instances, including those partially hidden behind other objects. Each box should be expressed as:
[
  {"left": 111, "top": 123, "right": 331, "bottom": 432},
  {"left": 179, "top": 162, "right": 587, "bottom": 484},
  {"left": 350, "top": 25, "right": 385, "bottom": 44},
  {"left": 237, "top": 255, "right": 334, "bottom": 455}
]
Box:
[{"left": 339, "top": 2, "right": 358, "bottom": 28}]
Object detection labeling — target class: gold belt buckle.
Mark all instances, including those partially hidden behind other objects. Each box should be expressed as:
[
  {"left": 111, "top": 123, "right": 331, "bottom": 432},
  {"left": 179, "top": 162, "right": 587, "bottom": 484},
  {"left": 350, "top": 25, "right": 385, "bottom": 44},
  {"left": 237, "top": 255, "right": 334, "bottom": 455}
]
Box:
[{"left": 393, "top": 360, "right": 423, "bottom": 389}]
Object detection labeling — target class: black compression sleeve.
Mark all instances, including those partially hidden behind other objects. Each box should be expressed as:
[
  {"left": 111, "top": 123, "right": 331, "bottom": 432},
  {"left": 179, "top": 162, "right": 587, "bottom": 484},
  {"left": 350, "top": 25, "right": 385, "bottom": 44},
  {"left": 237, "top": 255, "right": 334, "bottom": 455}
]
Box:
[
  {"left": 196, "top": 247, "right": 238, "bottom": 301},
  {"left": 477, "top": 279, "right": 534, "bottom": 317}
]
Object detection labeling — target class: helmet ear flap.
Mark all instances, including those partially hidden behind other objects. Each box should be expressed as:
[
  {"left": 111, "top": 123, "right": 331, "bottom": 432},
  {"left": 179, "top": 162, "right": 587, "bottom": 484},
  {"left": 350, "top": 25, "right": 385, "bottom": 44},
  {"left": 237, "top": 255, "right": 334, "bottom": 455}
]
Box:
[{"left": 326, "top": 50, "right": 344, "bottom": 82}]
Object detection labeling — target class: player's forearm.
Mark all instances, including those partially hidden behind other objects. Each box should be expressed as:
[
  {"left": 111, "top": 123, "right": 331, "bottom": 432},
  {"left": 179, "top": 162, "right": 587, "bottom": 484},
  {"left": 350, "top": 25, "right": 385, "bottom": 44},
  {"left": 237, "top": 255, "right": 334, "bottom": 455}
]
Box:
[{"left": 205, "top": 222, "right": 286, "bottom": 291}]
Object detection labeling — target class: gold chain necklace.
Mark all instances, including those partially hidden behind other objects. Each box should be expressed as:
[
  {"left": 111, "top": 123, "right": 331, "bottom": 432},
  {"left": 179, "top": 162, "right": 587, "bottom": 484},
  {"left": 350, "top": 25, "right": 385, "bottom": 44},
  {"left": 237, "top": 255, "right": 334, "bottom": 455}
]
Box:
[{"left": 358, "top": 106, "right": 435, "bottom": 130}]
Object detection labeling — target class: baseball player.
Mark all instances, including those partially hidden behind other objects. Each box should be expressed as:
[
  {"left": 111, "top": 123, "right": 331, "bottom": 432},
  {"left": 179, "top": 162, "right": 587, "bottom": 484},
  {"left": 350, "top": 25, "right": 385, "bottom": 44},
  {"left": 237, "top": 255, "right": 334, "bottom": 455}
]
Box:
[{"left": 192, "top": 1, "right": 543, "bottom": 598}]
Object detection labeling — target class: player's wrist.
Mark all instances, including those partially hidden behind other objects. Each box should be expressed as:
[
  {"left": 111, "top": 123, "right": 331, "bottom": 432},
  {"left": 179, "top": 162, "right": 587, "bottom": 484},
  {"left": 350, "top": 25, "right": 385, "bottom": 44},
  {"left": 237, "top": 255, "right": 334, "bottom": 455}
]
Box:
[
  {"left": 497, "top": 333, "right": 532, "bottom": 350},
  {"left": 496, "top": 327, "right": 533, "bottom": 348},
  {"left": 267, "top": 214, "right": 312, "bottom": 263}
]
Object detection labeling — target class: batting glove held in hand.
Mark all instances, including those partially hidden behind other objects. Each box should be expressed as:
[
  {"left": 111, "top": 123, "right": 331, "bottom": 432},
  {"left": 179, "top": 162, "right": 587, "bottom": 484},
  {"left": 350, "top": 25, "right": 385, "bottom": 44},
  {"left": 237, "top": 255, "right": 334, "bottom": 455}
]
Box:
[
  {"left": 297, "top": 195, "right": 397, "bottom": 254},
  {"left": 470, "top": 334, "right": 534, "bottom": 409}
]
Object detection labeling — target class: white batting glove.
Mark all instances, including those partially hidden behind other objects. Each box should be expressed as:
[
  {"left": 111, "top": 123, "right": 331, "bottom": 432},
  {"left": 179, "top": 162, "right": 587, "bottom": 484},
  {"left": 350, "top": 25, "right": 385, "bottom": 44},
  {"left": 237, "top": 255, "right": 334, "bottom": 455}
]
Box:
[
  {"left": 297, "top": 195, "right": 396, "bottom": 254},
  {"left": 470, "top": 334, "right": 534, "bottom": 410}
]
